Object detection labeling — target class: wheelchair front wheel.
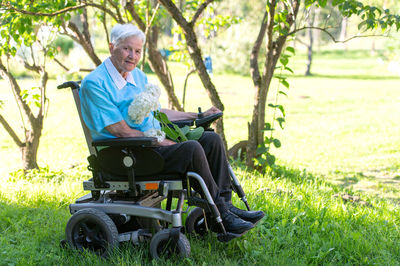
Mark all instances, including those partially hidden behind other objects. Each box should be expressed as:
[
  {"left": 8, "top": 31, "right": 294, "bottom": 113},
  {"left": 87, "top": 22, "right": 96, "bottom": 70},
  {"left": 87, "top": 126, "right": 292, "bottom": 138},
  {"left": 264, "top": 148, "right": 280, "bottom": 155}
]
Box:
[
  {"left": 149, "top": 229, "right": 190, "bottom": 259},
  {"left": 65, "top": 208, "right": 119, "bottom": 257},
  {"left": 185, "top": 207, "right": 209, "bottom": 236}
]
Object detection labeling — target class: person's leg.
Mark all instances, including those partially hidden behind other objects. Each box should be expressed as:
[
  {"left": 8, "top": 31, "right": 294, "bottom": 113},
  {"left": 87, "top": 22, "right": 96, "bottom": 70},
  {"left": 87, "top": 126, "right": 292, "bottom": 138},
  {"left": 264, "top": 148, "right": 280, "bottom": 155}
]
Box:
[
  {"left": 154, "top": 141, "right": 254, "bottom": 234},
  {"left": 197, "top": 131, "right": 232, "bottom": 202},
  {"left": 197, "top": 132, "right": 265, "bottom": 224},
  {"left": 154, "top": 140, "right": 227, "bottom": 212}
]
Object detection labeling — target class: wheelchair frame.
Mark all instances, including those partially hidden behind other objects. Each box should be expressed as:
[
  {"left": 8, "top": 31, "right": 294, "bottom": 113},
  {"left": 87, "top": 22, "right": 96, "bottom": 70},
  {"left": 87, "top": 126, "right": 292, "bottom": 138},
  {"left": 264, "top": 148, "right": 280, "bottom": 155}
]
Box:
[{"left": 58, "top": 81, "right": 251, "bottom": 259}]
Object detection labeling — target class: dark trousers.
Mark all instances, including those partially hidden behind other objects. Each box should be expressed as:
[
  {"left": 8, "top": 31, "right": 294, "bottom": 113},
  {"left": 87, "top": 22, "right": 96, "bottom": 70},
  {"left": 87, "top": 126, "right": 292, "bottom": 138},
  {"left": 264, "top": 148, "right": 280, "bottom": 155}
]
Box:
[{"left": 154, "top": 131, "right": 231, "bottom": 212}]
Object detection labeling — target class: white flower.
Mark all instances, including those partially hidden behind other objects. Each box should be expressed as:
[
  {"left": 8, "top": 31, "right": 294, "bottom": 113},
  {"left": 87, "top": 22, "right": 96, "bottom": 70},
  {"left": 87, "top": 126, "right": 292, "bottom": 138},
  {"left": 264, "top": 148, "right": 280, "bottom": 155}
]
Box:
[
  {"left": 145, "top": 83, "right": 161, "bottom": 99},
  {"left": 128, "top": 83, "right": 161, "bottom": 124},
  {"left": 144, "top": 128, "right": 165, "bottom": 142}
]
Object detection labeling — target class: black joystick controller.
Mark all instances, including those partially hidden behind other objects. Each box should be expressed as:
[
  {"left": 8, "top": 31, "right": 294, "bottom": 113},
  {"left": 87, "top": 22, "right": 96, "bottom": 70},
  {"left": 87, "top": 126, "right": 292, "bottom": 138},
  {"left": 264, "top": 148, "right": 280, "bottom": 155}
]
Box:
[{"left": 195, "top": 107, "right": 223, "bottom": 129}]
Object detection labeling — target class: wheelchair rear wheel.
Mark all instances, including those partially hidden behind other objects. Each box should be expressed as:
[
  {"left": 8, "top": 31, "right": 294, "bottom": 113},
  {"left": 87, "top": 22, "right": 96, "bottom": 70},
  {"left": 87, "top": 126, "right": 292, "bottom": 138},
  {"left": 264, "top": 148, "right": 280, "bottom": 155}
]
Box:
[
  {"left": 149, "top": 229, "right": 190, "bottom": 259},
  {"left": 185, "top": 207, "right": 209, "bottom": 236},
  {"left": 65, "top": 208, "right": 119, "bottom": 257}
]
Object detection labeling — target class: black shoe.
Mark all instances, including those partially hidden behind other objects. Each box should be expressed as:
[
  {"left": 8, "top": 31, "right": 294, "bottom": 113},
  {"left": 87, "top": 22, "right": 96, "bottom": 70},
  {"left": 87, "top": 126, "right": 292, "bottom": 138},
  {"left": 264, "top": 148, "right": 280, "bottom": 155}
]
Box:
[
  {"left": 219, "top": 211, "right": 254, "bottom": 235},
  {"left": 227, "top": 203, "right": 265, "bottom": 224}
]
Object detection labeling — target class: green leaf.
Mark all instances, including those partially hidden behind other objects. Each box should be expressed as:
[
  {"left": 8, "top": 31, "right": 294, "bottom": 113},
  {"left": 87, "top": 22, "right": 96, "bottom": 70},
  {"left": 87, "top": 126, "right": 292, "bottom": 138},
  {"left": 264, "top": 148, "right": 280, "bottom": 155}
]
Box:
[
  {"left": 284, "top": 66, "right": 294, "bottom": 74},
  {"left": 276, "top": 117, "right": 285, "bottom": 129},
  {"left": 266, "top": 153, "right": 276, "bottom": 166},
  {"left": 278, "top": 105, "right": 285, "bottom": 117},
  {"left": 162, "top": 125, "right": 180, "bottom": 141},
  {"left": 280, "top": 56, "right": 289, "bottom": 66},
  {"left": 173, "top": 124, "right": 188, "bottom": 142},
  {"left": 281, "top": 79, "right": 290, "bottom": 88},
  {"left": 263, "top": 123, "right": 274, "bottom": 131},
  {"left": 273, "top": 139, "right": 281, "bottom": 148},
  {"left": 186, "top": 127, "right": 204, "bottom": 141},
  {"left": 286, "top": 46, "right": 295, "bottom": 55},
  {"left": 256, "top": 145, "right": 269, "bottom": 155},
  {"left": 318, "top": 0, "right": 327, "bottom": 8},
  {"left": 279, "top": 91, "right": 288, "bottom": 97},
  {"left": 180, "top": 125, "right": 190, "bottom": 135}
]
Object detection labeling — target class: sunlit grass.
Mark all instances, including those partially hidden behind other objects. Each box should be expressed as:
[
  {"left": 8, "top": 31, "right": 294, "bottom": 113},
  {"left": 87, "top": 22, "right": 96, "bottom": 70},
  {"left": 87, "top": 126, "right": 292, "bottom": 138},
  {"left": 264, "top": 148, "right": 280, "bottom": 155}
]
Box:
[
  {"left": 1, "top": 165, "right": 400, "bottom": 264},
  {"left": 1, "top": 48, "right": 400, "bottom": 263}
]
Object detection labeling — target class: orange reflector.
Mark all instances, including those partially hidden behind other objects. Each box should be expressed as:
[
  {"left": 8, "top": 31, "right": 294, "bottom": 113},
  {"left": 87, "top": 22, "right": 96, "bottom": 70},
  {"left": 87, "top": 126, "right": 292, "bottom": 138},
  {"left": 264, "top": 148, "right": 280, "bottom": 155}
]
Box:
[{"left": 145, "top": 183, "right": 159, "bottom": 190}]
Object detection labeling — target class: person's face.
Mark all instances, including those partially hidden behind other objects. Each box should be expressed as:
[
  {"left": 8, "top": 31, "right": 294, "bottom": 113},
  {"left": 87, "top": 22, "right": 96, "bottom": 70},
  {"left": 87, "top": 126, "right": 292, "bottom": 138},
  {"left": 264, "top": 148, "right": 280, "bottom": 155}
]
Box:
[{"left": 109, "top": 36, "right": 143, "bottom": 78}]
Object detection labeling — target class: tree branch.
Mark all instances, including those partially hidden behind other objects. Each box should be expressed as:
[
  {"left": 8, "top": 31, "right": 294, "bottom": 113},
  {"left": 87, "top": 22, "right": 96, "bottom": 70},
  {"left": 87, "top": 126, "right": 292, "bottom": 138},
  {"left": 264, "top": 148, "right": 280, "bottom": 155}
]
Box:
[
  {"left": 0, "top": 58, "right": 35, "bottom": 128},
  {"left": 250, "top": 10, "right": 268, "bottom": 86},
  {"left": 53, "top": 58, "right": 93, "bottom": 72},
  {"left": 2, "top": 2, "right": 88, "bottom": 16},
  {"left": 287, "top": 26, "right": 385, "bottom": 43},
  {"left": 107, "top": 0, "right": 124, "bottom": 23},
  {"left": 191, "top": 0, "right": 214, "bottom": 25},
  {"left": 0, "top": 114, "right": 24, "bottom": 147},
  {"left": 3, "top": 1, "right": 120, "bottom": 22},
  {"left": 158, "top": 0, "right": 189, "bottom": 29},
  {"left": 126, "top": 1, "right": 147, "bottom": 30}
]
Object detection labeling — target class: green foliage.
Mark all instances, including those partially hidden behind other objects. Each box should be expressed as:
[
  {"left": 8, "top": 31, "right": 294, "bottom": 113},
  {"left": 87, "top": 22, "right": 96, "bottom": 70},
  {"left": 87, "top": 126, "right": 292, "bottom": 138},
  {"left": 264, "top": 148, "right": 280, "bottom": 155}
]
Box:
[
  {"left": 169, "top": 2, "right": 241, "bottom": 70},
  {"left": 254, "top": 45, "right": 294, "bottom": 172},
  {"left": 154, "top": 111, "right": 204, "bottom": 142},
  {"left": 52, "top": 36, "right": 74, "bottom": 55}
]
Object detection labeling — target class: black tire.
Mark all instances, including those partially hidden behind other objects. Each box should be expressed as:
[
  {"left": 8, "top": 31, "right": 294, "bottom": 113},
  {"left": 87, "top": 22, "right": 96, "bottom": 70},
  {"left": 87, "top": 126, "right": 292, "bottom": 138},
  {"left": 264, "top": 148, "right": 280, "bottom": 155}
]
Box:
[
  {"left": 66, "top": 208, "right": 119, "bottom": 257},
  {"left": 185, "top": 207, "right": 208, "bottom": 236},
  {"left": 149, "top": 229, "right": 191, "bottom": 259}
]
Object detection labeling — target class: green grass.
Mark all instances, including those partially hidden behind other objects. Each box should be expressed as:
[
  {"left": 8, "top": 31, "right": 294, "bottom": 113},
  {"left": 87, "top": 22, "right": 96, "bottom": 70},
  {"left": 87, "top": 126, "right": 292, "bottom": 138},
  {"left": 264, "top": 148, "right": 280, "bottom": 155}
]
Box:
[
  {"left": 1, "top": 48, "right": 400, "bottom": 264},
  {"left": 1, "top": 165, "right": 399, "bottom": 264}
]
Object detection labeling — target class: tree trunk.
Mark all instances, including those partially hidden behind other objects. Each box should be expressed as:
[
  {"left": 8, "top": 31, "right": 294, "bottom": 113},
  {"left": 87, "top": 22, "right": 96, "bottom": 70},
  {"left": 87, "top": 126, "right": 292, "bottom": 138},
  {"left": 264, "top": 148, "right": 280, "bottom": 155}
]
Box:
[
  {"left": 339, "top": 16, "right": 348, "bottom": 50},
  {"left": 157, "top": 0, "right": 228, "bottom": 149},
  {"left": 0, "top": 59, "right": 48, "bottom": 170},
  {"left": 246, "top": 0, "right": 300, "bottom": 167},
  {"left": 246, "top": 6, "right": 272, "bottom": 167},
  {"left": 147, "top": 28, "right": 183, "bottom": 110},
  {"left": 21, "top": 127, "right": 41, "bottom": 170},
  {"left": 305, "top": 10, "right": 316, "bottom": 76},
  {"left": 126, "top": 1, "right": 183, "bottom": 111},
  {"left": 185, "top": 30, "right": 227, "bottom": 148}
]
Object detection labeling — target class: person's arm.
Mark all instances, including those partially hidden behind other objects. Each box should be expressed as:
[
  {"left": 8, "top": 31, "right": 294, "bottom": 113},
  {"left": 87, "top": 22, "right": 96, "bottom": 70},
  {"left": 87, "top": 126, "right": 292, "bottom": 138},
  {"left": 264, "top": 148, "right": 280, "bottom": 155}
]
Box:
[
  {"left": 160, "top": 108, "right": 197, "bottom": 121},
  {"left": 105, "top": 120, "right": 144, "bottom": 138},
  {"left": 105, "top": 120, "right": 176, "bottom": 146},
  {"left": 161, "top": 106, "right": 221, "bottom": 121}
]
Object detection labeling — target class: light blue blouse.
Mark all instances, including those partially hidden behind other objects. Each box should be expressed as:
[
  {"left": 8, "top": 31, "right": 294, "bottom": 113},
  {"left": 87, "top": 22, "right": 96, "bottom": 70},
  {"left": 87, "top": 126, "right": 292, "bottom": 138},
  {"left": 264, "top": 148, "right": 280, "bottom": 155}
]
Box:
[{"left": 80, "top": 58, "right": 161, "bottom": 140}]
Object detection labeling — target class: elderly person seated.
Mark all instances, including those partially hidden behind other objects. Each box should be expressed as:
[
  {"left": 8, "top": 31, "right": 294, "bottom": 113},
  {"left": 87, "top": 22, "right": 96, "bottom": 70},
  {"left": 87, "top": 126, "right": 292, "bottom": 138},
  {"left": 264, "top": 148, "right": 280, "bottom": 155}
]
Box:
[{"left": 79, "top": 23, "right": 264, "bottom": 238}]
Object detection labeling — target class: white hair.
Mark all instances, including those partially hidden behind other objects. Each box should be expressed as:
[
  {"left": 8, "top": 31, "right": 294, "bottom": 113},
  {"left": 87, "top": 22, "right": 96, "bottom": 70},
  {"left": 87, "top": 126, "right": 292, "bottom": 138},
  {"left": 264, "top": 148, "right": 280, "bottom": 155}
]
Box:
[{"left": 110, "top": 24, "right": 145, "bottom": 46}]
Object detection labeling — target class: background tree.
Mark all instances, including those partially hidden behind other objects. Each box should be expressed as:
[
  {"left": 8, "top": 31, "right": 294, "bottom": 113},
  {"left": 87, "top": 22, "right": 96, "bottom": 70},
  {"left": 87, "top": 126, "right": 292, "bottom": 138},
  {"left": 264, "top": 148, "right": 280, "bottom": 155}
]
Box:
[
  {"left": 157, "top": 0, "right": 229, "bottom": 147},
  {"left": 3, "top": 1, "right": 183, "bottom": 110},
  {"left": 0, "top": 10, "right": 56, "bottom": 170},
  {"left": 245, "top": 0, "right": 400, "bottom": 168}
]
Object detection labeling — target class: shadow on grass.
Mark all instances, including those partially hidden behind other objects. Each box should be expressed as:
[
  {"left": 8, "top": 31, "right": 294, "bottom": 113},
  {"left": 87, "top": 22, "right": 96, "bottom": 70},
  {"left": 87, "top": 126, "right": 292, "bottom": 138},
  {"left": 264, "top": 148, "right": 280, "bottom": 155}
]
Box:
[{"left": 3, "top": 163, "right": 400, "bottom": 265}]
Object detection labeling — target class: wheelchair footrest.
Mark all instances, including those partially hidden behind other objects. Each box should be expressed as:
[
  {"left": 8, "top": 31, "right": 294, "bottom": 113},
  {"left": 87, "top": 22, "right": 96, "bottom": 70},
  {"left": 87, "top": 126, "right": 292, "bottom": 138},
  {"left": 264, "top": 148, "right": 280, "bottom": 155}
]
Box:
[{"left": 187, "top": 197, "right": 211, "bottom": 213}]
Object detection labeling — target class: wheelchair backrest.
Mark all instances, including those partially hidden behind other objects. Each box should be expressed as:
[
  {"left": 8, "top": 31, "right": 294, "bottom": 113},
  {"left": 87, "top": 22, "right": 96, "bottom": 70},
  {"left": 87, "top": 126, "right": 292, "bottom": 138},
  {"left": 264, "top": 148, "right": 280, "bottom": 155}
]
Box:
[{"left": 59, "top": 81, "right": 96, "bottom": 155}]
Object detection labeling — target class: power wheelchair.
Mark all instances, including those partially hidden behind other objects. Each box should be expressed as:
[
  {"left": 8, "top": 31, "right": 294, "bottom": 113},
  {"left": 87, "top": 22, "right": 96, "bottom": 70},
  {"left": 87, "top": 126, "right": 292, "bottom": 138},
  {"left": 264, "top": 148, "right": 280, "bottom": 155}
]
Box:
[{"left": 58, "top": 81, "right": 252, "bottom": 259}]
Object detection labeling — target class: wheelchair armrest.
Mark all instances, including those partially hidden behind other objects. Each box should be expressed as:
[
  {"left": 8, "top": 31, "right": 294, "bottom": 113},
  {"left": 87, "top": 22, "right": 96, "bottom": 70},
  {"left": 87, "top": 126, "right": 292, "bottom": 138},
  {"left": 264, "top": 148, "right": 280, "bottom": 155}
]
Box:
[
  {"left": 171, "top": 120, "right": 194, "bottom": 128},
  {"left": 92, "top": 137, "right": 158, "bottom": 147}
]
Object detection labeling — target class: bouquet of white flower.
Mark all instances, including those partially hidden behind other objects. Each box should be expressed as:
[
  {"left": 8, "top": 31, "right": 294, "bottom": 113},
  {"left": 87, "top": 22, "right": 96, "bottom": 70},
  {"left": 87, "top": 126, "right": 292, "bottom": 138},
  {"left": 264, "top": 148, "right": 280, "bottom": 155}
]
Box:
[
  {"left": 128, "top": 83, "right": 165, "bottom": 142},
  {"left": 128, "top": 83, "right": 160, "bottom": 124},
  {"left": 128, "top": 83, "right": 204, "bottom": 143}
]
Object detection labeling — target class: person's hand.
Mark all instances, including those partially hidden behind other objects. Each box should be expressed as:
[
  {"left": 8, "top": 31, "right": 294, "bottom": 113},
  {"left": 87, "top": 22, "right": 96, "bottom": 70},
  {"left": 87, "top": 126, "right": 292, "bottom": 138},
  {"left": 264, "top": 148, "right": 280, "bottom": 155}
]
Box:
[
  {"left": 203, "top": 106, "right": 221, "bottom": 117},
  {"left": 157, "top": 139, "right": 176, "bottom": 146}
]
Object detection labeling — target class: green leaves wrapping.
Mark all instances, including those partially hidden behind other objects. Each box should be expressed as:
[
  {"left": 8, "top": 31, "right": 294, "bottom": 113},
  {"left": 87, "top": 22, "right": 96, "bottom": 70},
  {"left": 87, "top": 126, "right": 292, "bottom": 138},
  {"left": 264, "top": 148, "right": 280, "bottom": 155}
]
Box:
[{"left": 154, "top": 111, "right": 204, "bottom": 143}]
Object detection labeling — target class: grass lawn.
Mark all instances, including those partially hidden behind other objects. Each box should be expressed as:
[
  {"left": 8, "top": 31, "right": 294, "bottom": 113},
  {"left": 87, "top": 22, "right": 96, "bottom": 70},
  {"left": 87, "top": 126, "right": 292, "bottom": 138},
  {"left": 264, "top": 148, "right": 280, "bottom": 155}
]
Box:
[{"left": 0, "top": 48, "right": 400, "bottom": 264}]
